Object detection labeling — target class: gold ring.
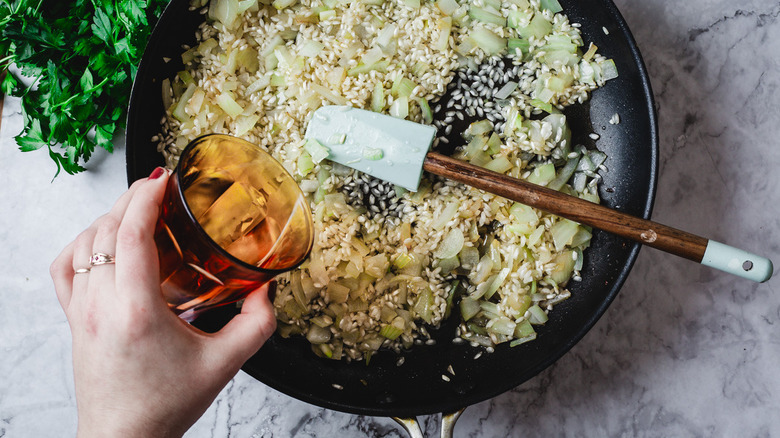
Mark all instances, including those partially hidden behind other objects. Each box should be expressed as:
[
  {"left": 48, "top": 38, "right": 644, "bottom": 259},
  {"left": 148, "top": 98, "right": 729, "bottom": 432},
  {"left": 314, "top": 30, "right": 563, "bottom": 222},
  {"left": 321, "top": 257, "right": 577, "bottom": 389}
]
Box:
[
  {"left": 75, "top": 268, "right": 91, "bottom": 274},
  {"left": 89, "top": 253, "right": 116, "bottom": 267}
]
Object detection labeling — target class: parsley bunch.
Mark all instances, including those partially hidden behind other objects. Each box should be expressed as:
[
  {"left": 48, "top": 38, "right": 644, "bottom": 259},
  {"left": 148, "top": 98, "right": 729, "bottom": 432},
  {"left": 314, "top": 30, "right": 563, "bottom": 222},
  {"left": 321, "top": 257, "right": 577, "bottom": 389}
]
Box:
[{"left": 0, "top": 0, "right": 169, "bottom": 176}]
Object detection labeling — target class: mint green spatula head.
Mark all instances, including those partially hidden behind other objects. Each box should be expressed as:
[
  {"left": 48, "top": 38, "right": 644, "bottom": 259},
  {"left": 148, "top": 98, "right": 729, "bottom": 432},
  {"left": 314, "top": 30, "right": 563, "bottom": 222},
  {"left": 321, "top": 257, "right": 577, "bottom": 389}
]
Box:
[{"left": 304, "top": 106, "right": 437, "bottom": 191}]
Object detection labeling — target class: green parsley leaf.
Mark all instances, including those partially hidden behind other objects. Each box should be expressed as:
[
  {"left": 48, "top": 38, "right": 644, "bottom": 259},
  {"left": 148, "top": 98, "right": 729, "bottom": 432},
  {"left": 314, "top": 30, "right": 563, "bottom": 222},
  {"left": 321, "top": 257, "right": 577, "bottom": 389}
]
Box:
[{"left": 0, "top": 0, "right": 169, "bottom": 177}]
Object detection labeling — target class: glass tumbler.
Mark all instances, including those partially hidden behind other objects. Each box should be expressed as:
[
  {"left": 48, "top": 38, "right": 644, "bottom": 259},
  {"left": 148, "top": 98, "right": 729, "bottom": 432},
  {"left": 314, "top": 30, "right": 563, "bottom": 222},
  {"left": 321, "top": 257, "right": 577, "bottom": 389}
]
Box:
[{"left": 154, "top": 134, "right": 314, "bottom": 321}]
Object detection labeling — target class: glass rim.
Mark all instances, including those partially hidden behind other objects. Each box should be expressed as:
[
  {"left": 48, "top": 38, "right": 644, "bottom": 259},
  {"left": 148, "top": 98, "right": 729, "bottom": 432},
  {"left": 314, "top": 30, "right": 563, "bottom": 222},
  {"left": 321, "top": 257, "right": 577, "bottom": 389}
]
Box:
[{"left": 173, "top": 133, "right": 314, "bottom": 275}]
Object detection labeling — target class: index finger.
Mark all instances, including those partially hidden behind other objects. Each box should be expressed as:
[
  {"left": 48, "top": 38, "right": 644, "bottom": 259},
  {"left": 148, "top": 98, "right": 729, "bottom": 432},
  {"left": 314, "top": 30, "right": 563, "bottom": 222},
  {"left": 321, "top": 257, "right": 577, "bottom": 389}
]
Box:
[{"left": 115, "top": 169, "right": 171, "bottom": 306}]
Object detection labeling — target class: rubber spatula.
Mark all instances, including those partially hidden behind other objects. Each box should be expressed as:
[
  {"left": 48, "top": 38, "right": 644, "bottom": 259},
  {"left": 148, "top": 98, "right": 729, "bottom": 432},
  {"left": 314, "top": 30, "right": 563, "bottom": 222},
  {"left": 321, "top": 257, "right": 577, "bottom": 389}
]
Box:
[{"left": 304, "top": 105, "right": 773, "bottom": 283}]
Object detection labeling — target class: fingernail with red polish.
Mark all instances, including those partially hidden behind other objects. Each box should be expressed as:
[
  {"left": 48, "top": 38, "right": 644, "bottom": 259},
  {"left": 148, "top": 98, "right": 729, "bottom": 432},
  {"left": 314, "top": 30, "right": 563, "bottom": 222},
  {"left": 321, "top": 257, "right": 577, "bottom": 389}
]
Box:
[{"left": 149, "top": 167, "right": 165, "bottom": 180}]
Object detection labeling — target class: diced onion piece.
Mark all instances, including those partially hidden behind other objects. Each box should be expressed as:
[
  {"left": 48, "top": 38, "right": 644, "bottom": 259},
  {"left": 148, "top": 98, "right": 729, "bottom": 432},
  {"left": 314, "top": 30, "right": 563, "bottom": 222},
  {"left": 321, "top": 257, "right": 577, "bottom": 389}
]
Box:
[
  {"left": 431, "top": 201, "right": 460, "bottom": 230},
  {"left": 172, "top": 83, "right": 197, "bottom": 122},
  {"left": 319, "top": 9, "right": 336, "bottom": 21},
  {"left": 470, "top": 28, "right": 506, "bottom": 55},
  {"left": 234, "top": 113, "right": 260, "bottom": 136},
  {"left": 436, "top": 255, "right": 460, "bottom": 273},
  {"left": 379, "top": 324, "right": 403, "bottom": 340},
  {"left": 209, "top": 0, "right": 241, "bottom": 29},
  {"left": 583, "top": 42, "right": 598, "bottom": 61},
  {"left": 161, "top": 78, "right": 173, "bottom": 111},
  {"left": 417, "top": 98, "right": 434, "bottom": 124},
  {"left": 393, "top": 253, "right": 412, "bottom": 269},
  {"left": 601, "top": 59, "right": 619, "bottom": 80},
  {"left": 327, "top": 282, "right": 350, "bottom": 303},
  {"left": 527, "top": 162, "right": 556, "bottom": 186},
  {"left": 304, "top": 138, "right": 330, "bottom": 164},
  {"left": 297, "top": 152, "right": 315, "bottom": 177},
  {"left": 376, "top": 24, "right": 397, "bottom": 55},
  {"left": 549, "top": 250, "right": 576, "bottom": 285},
  {"left": 459, "top": 246, "right": 479, "bottom": 270},
  {"left": 272, "top": 0, "right": 296, "bottom": 9},
  {"left": 540, "top": 0, "right": 563, "bottom": 12},
  {"left": 548, "top": 155, "right": 581, "bottom": 191},
  {"left": 299, "top": 40, "right": 325, "bottom": 57},
  {"left": 494, "top": 81, "right": 518, "bottom": 99},
  {"left": 519, "top": 14, "right": 553, "bottom": 40},
  {"left": 530, "top": 99, "right": 555, "bottom": 114},
  {"left": 434, "top": 228, "right": 465, "bottom": 260},
  {"left": 459, "top": 296, "right": 481, "bottom": 321},
  {"left": 484, "top": 267, "right": 511, "bottom": 300},
  {"left": 328, "top": 133, "right": 346, "bottom": 145},
  {"left": 468, "top": 6, "right": 506, "bottom": 26},
  {"left": 413, "top": 288, "right": 435, "bottom": 324},
  {"left": 362, "top": 147, "right": 384, "bottom": 160},
  {"left": 472, "top": 254, "right": 494, "bottom": 283},
  {"left": 507, "top": 38, "right": 530, "bottom": 56},
  {"left": 310, "top": 83, "right": 347, "bottom": 105},
  {"left": 197, "top": 38, "right": 218, "bottom": 55},
  {"left": 527, "top": 304, "right": 548, "bottom": 325},
  {"left": 487, "top": 316, "right": 516, "bottom": 337},
  {"left": 306, "top": 324, "right": 331, "bottom": 344},
  {"left": 371, "top": 82, "right": 386, "bottom": 112},
  {"left": 510, "top": 203, "right": 538, "bottom": 224},
  {"left": 215, "top": 92, "right": 244, "bottom": 118},
  {"left": 436, "top": 17, "right": 452, "bottom": 51},
  {"left": 365, "top": 254, "right": 390, "bottom": 278},
  {"left": 389, "top": 95, "right": 409, "bottom": 119},
  {"left": 483, "top": 156, "right": 513, "bottom": 174},
  {"left": 550, "top": 219, "right": 580, "bottom": 251},
  {"left": 436, "top": 0, "right": 459, "bottom": 15}
]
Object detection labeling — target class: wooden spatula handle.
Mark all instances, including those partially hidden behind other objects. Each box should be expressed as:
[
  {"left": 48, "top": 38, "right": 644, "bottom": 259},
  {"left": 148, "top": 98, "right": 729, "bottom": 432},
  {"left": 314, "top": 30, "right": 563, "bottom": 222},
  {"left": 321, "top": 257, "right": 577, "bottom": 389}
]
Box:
[{"left": 423, "top": 152, "right": 708, "bottom": 262}]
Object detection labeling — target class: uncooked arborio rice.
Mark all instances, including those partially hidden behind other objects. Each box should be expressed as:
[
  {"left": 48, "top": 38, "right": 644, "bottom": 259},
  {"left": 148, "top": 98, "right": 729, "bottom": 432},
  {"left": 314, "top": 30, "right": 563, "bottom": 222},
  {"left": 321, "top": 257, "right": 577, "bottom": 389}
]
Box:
[{"left": 159, "top": 0, "right": 613, "bottom": 361}]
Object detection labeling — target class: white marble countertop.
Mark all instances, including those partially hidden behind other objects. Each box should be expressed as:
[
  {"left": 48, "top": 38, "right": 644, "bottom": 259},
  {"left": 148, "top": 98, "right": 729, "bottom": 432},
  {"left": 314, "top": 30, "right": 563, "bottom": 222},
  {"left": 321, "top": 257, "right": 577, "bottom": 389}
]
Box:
[{"left": 2, "top": 1, "right": 779, "bottom": 436}]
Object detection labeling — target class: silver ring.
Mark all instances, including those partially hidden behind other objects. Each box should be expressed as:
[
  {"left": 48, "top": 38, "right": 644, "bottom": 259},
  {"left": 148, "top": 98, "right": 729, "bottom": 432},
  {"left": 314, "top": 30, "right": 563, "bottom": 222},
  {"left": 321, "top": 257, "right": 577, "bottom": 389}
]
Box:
[
  {"left": 75, "top": 268, "right": 91, "bottom": 274},
  {"left": 89, "top": 252, "right": 116, "bottom": 267}
]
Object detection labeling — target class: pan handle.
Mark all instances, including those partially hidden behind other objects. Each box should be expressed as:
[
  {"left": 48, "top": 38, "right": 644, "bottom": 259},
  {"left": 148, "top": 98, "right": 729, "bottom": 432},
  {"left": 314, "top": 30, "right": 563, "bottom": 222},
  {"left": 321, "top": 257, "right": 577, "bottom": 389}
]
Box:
[
  {"left": 392, "top": 417, "right": 425, "bottom": 438},
  {"left": 392, "top": 408, "right": 467, "bottom": 438},
  {"left": 441, "top": 408, "right": 465, "bottom": 438}
]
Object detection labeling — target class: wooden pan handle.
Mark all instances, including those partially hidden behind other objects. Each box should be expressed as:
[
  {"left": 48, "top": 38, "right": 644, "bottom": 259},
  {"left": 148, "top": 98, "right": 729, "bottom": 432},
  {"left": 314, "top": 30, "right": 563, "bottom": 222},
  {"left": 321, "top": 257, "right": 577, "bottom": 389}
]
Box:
[{"left": 424, "top": 152, "right": 709, "bottom": 261}]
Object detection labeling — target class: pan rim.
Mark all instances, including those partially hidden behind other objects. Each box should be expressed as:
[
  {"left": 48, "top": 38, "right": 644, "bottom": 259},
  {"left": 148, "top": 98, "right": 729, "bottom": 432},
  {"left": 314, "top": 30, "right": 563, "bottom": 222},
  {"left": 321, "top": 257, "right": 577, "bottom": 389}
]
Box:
[{"left": 125, "top": 0, "right": 659, "bottom": 418}]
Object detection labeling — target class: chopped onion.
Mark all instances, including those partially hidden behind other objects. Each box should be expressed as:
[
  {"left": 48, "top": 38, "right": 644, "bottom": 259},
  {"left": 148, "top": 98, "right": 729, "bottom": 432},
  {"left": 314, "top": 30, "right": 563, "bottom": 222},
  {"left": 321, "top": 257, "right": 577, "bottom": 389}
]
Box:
[
  {"left": 299, "top": 40, "right": 325, "bottom": 57},
  {"left": 362, "top": 147, "right": 384, "bottom": 160},
  {"left": 540, "top": 0, "right": 563, "bottom": 12},
  {"left": 470, "top": 28, "right": 506, "bottom": 55},
  {"left": 434, "top": 228, "right": 465, "bottom": 260},
  {"left": 527, "top": 304, "right": 548, "bottom": 325},
  {"left": 459, "top": 296, "right": 481, "bottom": 321},
  {"left": 483, "top": 156, "right": 513, "bottom": 174},
  {"left": 468, "top": 6, "right": 506, "bottom": 26},
  {"left": 389, "top": 95, "right": 409, "bottom": 119},
  {"left": 494, "top": 81, "right": 518, "bottom": 99},
  {"left": 371, "top": 82, "right": 385, "bottom": 112},
  {"left": 215, "top": 91, "right": 244, "bottom": 118},
  {"left": 436, "top": 17, "right": 452, "bottom": 51},
  {"left": 417, "top": 98, "right": 434, "bottom": 124},
  {"left": 550, "top": 219, "right": 580, "bottom": 251},
  {"left": 436, "top": 0, "right": 459, "bottom": 15},
  {"left": 432, "top": 201, "right": 460, "bottom": 230},
  {"left": 310, "top": 83, "right": 347, "bottom": 105},
  {"left": 601, "top": 59, "right": 619, "bottom": 80},
  {"left": 304, "top": 138, "right": 330, "bottom": 164}
]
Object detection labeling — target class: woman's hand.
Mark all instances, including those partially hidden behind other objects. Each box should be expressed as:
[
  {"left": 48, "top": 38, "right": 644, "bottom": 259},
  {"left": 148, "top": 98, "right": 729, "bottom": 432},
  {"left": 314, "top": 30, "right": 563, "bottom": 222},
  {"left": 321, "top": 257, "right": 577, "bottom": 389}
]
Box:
[{"left": 50, "top": 168, "right": 276, "bottom": 438}]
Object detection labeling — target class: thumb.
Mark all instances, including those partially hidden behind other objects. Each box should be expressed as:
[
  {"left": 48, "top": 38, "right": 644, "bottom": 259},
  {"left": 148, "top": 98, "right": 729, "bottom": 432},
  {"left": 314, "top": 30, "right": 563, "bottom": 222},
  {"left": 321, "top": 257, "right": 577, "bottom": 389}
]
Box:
[{"left": 208, "top": 282, "right": 278, "bottom": 368}]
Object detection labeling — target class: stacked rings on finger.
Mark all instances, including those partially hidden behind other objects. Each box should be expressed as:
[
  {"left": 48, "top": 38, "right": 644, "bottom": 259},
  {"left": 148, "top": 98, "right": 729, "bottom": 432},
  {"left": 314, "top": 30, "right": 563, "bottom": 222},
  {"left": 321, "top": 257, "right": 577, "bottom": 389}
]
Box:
[{"left": 75, "top": 252, "right": 117, "bottom": 274}]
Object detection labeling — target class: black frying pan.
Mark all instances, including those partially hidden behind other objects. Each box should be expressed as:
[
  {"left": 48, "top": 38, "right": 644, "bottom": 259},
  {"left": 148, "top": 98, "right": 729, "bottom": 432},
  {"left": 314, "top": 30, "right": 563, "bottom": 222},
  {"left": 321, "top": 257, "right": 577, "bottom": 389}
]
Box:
[{"left": 126, "top": 0, "right": 657, "bottom": 422}]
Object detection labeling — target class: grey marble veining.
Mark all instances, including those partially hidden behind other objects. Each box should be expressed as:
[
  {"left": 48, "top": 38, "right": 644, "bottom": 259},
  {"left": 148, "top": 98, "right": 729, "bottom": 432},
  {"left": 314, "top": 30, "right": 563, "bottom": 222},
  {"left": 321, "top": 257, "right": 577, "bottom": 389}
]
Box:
[{"left": 1, "top": 1, "right": 779, "bottom": 436}]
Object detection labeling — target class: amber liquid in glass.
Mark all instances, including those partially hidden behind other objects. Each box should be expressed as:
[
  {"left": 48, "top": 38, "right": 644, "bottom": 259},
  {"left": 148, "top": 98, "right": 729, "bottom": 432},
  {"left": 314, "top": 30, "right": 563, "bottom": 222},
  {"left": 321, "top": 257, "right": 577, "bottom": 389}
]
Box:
[{"left": 154, "top": 136, "right": 313, "bottom": 320}]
